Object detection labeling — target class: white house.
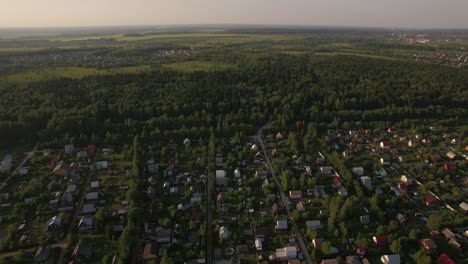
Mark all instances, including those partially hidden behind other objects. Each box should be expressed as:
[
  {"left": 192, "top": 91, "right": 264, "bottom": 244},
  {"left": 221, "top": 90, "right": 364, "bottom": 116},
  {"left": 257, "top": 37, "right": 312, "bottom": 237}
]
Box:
[
  {"left": 90, "top": 181, "right": 99, "bottom": 189},
  {"left": 234, "top": 169, "right": 241, "bottom": 178},
  {"left": 64, "top": 144, "right": 74, "bottom": 154},
  {"left": 360, "top": 176, "right": 372, "bottom": 189},
  {"left": 338, "top": 187, "right": 348, "bottom": 197},
  {"left": 352, "top": 167, "right": 364, "bottom": 176},
  {"left": 0, "top": 155, "right": 12, "bottom": 173},
  {"left": 275, "top": 246, "right": 297, "bottom": 260},
  {"left": 95, "top": 161, "right": 108, "bottom": 170},
  {"left": 255, "top": 238, "right": 263, "bottom": 251}
]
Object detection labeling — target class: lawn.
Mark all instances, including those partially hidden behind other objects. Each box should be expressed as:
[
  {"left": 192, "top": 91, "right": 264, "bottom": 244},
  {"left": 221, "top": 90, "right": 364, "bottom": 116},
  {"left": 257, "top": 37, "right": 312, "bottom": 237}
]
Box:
[{"left": 1, "top": 65, "right": 154, "bottom": 84}]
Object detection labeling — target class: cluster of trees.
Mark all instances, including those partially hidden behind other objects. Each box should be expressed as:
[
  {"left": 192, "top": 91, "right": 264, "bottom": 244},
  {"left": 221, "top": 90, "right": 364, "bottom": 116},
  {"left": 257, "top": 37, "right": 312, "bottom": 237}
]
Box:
[{"left": 1, "top": 46, "right": 467, "bottom": 151}]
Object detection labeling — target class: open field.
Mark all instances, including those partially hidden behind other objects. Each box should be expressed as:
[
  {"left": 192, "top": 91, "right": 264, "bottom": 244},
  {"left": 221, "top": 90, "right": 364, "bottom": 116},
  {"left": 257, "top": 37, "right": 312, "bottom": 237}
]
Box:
[
  {"left": 162, "top": 61, "right": 238, "bottom": 72},
  {"left": 1, "top": 65, "right": 154, "bottom": 84}
]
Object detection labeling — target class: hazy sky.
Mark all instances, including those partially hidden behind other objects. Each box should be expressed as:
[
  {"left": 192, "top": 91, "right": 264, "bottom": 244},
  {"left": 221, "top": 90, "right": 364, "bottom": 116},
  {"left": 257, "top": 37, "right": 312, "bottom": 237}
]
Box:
[{"left": 1, "top": 0, "right": 468, "bottom": 28}]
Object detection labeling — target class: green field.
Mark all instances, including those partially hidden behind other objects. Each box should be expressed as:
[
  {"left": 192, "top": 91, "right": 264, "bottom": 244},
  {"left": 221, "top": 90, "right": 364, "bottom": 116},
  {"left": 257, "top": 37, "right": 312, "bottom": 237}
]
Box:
[
  {"left": 1, "top": 65, "right": 154, "bottom": 84},
  {"left": 162, "top": 61, "right": 238, "bottom": 72}
]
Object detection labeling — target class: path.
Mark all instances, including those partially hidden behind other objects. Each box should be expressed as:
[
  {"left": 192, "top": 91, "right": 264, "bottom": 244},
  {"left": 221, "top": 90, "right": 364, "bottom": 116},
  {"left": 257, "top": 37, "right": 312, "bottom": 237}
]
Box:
[{"left": 256, "top": 123, "right": 312, "bottom": 264}]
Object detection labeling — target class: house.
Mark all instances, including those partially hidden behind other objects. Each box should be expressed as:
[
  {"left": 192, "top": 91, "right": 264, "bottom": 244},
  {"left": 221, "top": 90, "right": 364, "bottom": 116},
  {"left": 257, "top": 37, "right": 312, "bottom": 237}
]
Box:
[
  {"left": 306, "top": 220, "right": 322, "bottom": 229},
  {"left": 267, "top": 194, "right": 276, "bottom": 204},
  {"left": 421, "top": 238, "right": 437, "bottom": 251},
  {"left": 408, "top": 140, "right": 415, "bottom": 147},
  {"left": 216, "top": 170, "right": 228, "bottom": 186},
  {"left": 156, "top": 228, "right": 171, "bottom": 243},
  {"left": 64, "top": 144, "right": 74, "bottom": 154},
  {"left": 346, "top": 256, "right": 362, "bottom": 264},
  {"left": 46, "top": 216, "right": 61, "bottom": 231},
  {"left": 77, "top": 150, "right": 88, "bottom": 159},
  {"left": 18, "top": 167, "right": 28, "bottom": 175},
  {"left": 66, "top": 185, "right": 77, "bottom": 193},
  {"left": 276, "top": 132, "right": 284, "bottom": 140},
  {"left": 425, "top": 194, "right": 438, "bottom": 206},
  {"left": 459, "top": 202, "right": 468, "bottom": 214},
  {"left": 356, "top": 247, "right": 367, "bottom": 257},
  {"left": 352, "top": 167, "right": 365, "bottom": 176},
  {"left": 380, "top": 254, "right": 400, "bottom": 264},
  {"left": 85, "top": 192, "right": 98, "bottom": 201},
  {"left": 0, "top": 155, "right": 12, "bottom": 173},
  {"left": 442, "top": 228, "right": 455, "bottom": 239},
  {"left": 276, "top": 220, "right": 288, "bottom": 230},
  {"left": 217, "top": 193, "right": 224, "bottom": 203},
  {"left": 332, "top": 176, "right": 342, "bottom": 188},
  {"left": 219, "top": 226, "right": 231, "bottom": 240},
  {"left": 255, "top": 170, "right": 268, "bottom": 179},
  {"left": 444, "top": 163, "right": 456, "bottom": 171},
  {"left": 319, "top": 166, "right": 333, "bottom": 175},
  {"left": 72, "top": 245, "right": 91, "bottom": 259},
  {"left": 147, "top": 187, "right": 156, "bottom": 199},
  {"left": 396, "top": 213, "right": 407, "bottom": 224},
  {"left": 95, "top": 161, "right": 108, "bottom": 170},
  {"left": 398, "top": 156, "right": 407, "bottom": 163},
  {"left": 312, "top": 238, "right": 324, "bottom": 249},
  {"left": 255, "top": 238, "right": 263, "bottom": 251},
  {"left": 400, "top": 175, "right": 413, "bottom": 185},
  {"left": 90, "top": 181, "right": 100, "bottom": 189},
  {"left": 143, "top": 242, "right": 159, "bottom": 260},
  {"left": 360, "top": 215, "right": 370, "bottom": 224},
  {"left": 272, "top": 203, "right": 278, "bottom": 215},
  {"left": 82, "top": 204, "right": 96, "bottom": 214},
  {"left": 397, "top": 183, "right": 408, "bottom": 193},
  {"left": 438, "top": 254, "right": 455, "bottom": 264},
  {"left": 275, "top": 246, "right": 297, "bottom": 260},
  {"left": 234, "top": 168, "right": 241, "bottom": 178},
  {"left": 373, "top": 235, "right": 388, "bottom": 246},
  {"left": 448, "top": 239, "right": 461, "bottom": 250},
  {"left": 380, "top": 158, "right": 391, "bottom": 165},
  {"left": 61, "top": 193, "right": 73, "bottom": 204},
  {"left": 296, "top": 202, "right": 305, "bottom": 212},
  {"left": 446, "top": 151, "right": 457, "bottom": 160},
  {"left": 78, "top": 216, "right": 93, "bottom": 231},
  {"left": 338, "top": 186, "right": 348, "bottom": 197},
  {"left": 289, "top": 190, "right": 302, "bottom": 201},
  {"left": 380, "top": 141, "right": 391, "bottom": 149},
  {"left": 322, "top": 259, "right": 338, "bottom": 264},
  {"left": 52, "top": 162, "right": 70, "bottom": 177},
  {"left": 360, "top": 176, "right": 372, "bottom": 189},
  {"left": 34, "top": 244, "right": 50, "bottom": 262}
]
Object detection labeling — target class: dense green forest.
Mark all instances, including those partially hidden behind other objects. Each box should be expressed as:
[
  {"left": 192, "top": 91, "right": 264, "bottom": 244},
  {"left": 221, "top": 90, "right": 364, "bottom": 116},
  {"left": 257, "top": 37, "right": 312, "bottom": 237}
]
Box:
[{"left": 0, "top": 30, "right": 468, "bottom": 148}]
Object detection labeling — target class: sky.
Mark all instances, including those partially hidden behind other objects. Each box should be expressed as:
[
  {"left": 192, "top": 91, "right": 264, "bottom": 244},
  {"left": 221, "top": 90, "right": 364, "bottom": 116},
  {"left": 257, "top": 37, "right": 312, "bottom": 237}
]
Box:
[{"left": 1, "top": 0, "right": 468, "bottom": 29}]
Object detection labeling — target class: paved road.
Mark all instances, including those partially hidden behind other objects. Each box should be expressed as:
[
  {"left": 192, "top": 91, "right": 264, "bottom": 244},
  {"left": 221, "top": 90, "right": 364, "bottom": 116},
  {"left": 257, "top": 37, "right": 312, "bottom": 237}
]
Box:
[
  {"left": 206, "top": 152, "right": 213, "bottom": 264},
  {"left": 0, "top": 144, "right": 38, "bottom": 192},
  {"left": 256, "top": 124, "right": 313, "bottom": 264}
]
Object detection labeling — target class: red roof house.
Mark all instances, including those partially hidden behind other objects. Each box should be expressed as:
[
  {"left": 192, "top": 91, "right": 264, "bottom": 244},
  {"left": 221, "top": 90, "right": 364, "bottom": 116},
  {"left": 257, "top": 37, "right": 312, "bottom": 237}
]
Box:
[
  {"left": 331, "top": 176, "right": 342, "bottom": 188},
  {"left": 372, "top": 235, "right": 388, "bottom": 247},
  {"left": 425, "top": 194, "right": 438, "bottom": 206},
  {"left": 438, "top": 253, "right": 455, "bottom": 264}
]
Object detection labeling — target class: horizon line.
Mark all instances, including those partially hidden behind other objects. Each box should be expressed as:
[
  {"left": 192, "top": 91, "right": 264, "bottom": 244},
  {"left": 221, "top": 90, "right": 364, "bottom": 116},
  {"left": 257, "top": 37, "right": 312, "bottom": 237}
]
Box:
[{"left": 1, "top": 23, "right": 468, "bottom": 31}]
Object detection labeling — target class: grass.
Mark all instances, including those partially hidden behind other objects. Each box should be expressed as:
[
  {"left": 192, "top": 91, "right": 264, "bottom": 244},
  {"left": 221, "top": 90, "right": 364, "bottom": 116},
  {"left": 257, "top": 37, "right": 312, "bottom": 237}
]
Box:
[
  {"left": 161, "top": 61, "right": 238, "bottom": 72},
  {"left": 315, "top": 51, "right": 400, "bottom": 61},
  {"left": 1, "top": 65, "right": 154, "bottom": 84}
]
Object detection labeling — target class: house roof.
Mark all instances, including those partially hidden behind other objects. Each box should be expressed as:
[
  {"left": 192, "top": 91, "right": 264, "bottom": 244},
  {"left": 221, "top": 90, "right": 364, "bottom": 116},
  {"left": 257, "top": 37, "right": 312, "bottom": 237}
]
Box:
[
  {"left": 332, "top": 176, "right": 341, "bottom": 186},
  {"left": 143, "top": 242, "right": 159, "bottom": 259},
  {"left": 421, "top": 239, "right": 437, "bottom": 250},
  {"left": 438, "top": 254, "right": 455, "bottom": 264},
  {"left": 289, "top": 190, "right": 302, "bottom": 198},
  {"left": 442, "top": 228, "right": 455, "bottom": 239},
  {"left": 425, "top": 194, "right": 438, "bottom": 205},
  {"left": 381, "top": 254, "right": 400, "bottom": 264},
  {"left": 373, "top": 235, "right": 388, "bottom": 246},
  {"left": 276, "top": 220, "right": 288, "bottom": 229}
]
